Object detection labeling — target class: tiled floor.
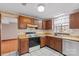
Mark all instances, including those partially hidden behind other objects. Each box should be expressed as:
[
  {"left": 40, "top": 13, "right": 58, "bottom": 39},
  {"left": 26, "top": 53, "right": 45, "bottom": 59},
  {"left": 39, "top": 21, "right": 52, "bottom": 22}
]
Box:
[
  {"left": 22, "top": 46, "right": 63, "bottom": 56},
  {"left": 2, "top": 45, "right": 63, "bottom": 56}
]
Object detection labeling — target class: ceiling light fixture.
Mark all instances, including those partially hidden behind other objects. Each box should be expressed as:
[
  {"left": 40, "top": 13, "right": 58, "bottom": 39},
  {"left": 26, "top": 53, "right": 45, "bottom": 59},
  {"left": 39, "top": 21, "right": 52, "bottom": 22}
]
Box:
[{"left": 37, "top": 4, "right": 45, "bottom": 12}]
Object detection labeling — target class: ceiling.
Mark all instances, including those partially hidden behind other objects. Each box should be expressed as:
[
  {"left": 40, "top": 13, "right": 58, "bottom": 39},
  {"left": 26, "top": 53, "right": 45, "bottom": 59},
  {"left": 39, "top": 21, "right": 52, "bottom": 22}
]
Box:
[{"left": 0, "top": 3, "right": 79, "bottom": 19}]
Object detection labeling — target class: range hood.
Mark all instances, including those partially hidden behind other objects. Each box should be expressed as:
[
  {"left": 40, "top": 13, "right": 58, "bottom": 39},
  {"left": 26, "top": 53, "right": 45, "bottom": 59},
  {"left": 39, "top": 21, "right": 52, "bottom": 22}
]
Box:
[{"left": 27, "top": 24, "right": 38, "bottom": 28}]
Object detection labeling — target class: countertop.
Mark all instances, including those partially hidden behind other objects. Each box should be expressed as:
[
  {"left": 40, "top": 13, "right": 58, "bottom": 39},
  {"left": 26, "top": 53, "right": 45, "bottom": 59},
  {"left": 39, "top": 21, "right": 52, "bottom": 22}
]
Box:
[
  {"left": 18, "top": 34, "right": 79, "bottom": 42},
  {"left": 47, "top": 35, "right": 79, "bottom": 42}
]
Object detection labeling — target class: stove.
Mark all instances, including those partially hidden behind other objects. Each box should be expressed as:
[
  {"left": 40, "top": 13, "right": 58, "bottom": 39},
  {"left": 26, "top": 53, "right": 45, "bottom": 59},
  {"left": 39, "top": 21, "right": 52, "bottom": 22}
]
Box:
[{"left": 26, "top": 32, "right": 40, "bottom": 47}]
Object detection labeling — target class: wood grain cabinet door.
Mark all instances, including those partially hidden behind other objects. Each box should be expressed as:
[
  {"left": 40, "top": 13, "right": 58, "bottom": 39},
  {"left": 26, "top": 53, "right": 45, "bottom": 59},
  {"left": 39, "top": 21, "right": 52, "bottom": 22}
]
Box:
[
  {"left": 70, "top": 12, "right": 79, "bottom": 29},
  {"left": 18, "top": 16, "right": 27, "bottom": 29},
  {"left": 40, "top": 37, "right": 46, "bottom": 48},
  {"left": 49, "top": 37, "right": 62, "bottom": 53},
  {"left": 46, "top": 36, "right": 50, "bottom": 46},
  {"left": 54, "top": 38, "right": 62, "bottom": 53},
  {"left": 46, "top": 20, "right": 52, "bottom": 30},
  {"left": 42, "top": 20, "right": 52, "bottom": 30},
  {"left": 18, "top": 38, "right": 29, "bottom": 55},
  {"left": 50, "top": 37, "right": 55, "bottom": 49},
  {"left": 18, "top": 16, "right": 34, "bottom": 29}
]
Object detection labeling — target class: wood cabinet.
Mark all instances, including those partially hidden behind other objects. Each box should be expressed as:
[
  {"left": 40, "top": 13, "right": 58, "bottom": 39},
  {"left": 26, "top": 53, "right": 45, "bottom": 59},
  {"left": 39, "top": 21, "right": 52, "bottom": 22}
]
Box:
[
  {"left": 18, "top": 16, "right": 34, "bottom": 29},
  {"left": 37, "top": 20, "right": 42, "bottom": 29},
  {"left": 42, "top": 20, "right": 52, "bottom": 30},
  {"left": 40, "top": 36, "right": 62, "bottom": 53},
  {"left": 46, "top": 36, "right": 62, "bottom": 53},
  {"left": 70, "top": 12, "right": 79, "bottom": 29},
  {"left": 46, "top": 36, "right": 50, "bottom": 46},
  {"left": 53, "top": 37, "right": 62, "bottom": 52},
  {"left": 49, "top": 37, "right": 55, "bottom": 48},
  {"left": 40, "top": 37, "right": 46, "bottom": 48},
  {"left": 18, "top": 38, "right": 29, "bottom": 55}
]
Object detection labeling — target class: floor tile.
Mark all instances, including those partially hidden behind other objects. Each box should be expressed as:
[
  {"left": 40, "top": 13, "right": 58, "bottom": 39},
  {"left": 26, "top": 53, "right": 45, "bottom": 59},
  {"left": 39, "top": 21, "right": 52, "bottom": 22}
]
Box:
[{"left": 22, "top": 46, "right": 63, "bottom": 56}]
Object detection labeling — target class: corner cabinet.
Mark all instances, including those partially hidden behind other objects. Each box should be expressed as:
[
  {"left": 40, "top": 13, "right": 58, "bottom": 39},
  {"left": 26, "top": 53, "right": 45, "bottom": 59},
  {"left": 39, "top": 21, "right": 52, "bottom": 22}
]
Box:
[
  {"left": 43, "top": 36, "right": 62, "bottom": 53},
  {"left": 48, "top": 36, "right": 62, "bottom": 53},
  {"left": 70, "top": 12, "right": 79, "bottom": 29},
  {"left": 42, "top": 20, "right": 52, "bottom": 30},
  {"left": 40, "top": 37, "right": 47, "bottom": 48}
]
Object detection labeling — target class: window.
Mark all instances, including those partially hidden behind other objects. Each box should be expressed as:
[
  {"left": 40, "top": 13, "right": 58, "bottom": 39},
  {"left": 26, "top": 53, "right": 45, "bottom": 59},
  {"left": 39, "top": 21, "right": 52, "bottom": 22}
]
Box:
[{"left": 54, "top": 15, "right": 69, "bottom": 33}]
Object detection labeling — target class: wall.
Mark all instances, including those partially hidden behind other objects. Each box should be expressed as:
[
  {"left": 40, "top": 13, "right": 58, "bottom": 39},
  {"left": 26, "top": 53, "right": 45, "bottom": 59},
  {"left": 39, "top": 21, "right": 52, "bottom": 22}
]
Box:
[
  {"left": 69, "top": 29, "right": 79, "bottom": 36},
  {"left": 1, "top": 23, "right": 18, "bottom": 40}
]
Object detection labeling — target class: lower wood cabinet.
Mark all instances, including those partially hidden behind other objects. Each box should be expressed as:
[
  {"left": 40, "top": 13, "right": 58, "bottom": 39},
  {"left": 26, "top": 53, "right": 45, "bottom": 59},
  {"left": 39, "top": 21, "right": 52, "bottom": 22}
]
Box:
[
  {"left": 41, "top": 36, "right": 62, "bottom": 53},
  {"left": 18, "top": 38, "right": 29, "bottom": 55},
  {"left": 49, "top": 37, "right": 62, "bottom": 53},
  {"left": 40, "top": 37, "right": 47, "bottom": 48},
  {"left": 46, "top": 36, "right": 51, "bottom": 46},
  {"left": 53, "top": 37, "right": 62, "bottom": 53}
]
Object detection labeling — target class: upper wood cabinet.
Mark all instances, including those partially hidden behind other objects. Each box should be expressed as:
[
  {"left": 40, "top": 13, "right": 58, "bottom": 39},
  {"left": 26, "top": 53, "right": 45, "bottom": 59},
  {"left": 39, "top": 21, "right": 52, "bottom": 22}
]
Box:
[
  {"left": 18, "top": 16, "right": 34, "bottom": 29},
  {"left": 37, "top": 20, "right": 42, "bottom": 29},
  {"left": 70, "top": 12, "right": 79, "bottom": 29},
  {"left": 42, "top": 19, "right": 52, "bottom": 30}
]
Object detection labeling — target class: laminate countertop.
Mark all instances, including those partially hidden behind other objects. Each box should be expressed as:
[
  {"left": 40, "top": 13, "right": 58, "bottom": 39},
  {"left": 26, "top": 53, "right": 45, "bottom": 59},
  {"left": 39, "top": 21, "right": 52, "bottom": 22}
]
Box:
[
  {"left": 18, "top": 34, "right": 79, "bottom": 42},
  {"left": 45, "top": 35, "right": 79, "bottom": 42}
]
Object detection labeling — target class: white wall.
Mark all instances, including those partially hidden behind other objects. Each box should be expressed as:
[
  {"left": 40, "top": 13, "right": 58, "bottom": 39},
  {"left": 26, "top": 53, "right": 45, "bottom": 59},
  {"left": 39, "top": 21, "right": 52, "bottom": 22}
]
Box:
[
  {"left": 1, "top": 23, "right": 18, "bottom": 40},
  {"left": 69, "top": 29, "right": 79, "bottom": 36}
]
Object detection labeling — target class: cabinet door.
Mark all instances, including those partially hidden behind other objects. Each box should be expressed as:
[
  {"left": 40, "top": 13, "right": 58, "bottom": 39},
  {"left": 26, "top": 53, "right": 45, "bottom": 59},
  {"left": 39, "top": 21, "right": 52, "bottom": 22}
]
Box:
[
  {"left": 42, "top": 20, "right": 52, "bottom": 30},
  {"left": 18, "top": 16, "right": 34, "bottom": 29},
  {"left": 18, "top": 16, "right": 27, "bottom": 29},
  {"left": 42, "top": 20, "right": 46, "bottom": 29},
  {"left": 70, "top": 12, "right": 79, "bottom": 29},
  {"left": 46, "top": 36, "right": 50, "bottom": 46},
  {"left": 37, "top": 20, "right": 42, "bottom": 29},
  {"left": 54, "top": 38, "right": 62, "bottom": 52},
  {"left": 18, "top": 38, "right": 29, "bottom": 55},
  {"left": 49, "top": 37, "right": 62, "bottom": 53},
  {"left": 40, "top": 37, "right": 46, "bottom": 48},
  {"left": 50, "top": 37, "right": 55, "bottom": 48}
]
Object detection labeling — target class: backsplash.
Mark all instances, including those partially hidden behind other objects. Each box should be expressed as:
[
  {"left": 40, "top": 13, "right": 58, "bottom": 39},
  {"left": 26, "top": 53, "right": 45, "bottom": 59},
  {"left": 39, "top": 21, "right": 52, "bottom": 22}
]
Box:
[
  {"left": 69, "top": 29, "right": 79, "bottom": 36},
  {"left": 18, "top": 29, "right": 54, "bottom": 35}
]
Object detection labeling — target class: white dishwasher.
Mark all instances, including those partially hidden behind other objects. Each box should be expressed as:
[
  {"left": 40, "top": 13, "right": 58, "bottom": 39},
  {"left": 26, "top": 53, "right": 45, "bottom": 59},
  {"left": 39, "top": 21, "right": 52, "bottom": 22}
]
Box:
[{"left": 63, "top": 39, "right": 79, "bottom": 56}]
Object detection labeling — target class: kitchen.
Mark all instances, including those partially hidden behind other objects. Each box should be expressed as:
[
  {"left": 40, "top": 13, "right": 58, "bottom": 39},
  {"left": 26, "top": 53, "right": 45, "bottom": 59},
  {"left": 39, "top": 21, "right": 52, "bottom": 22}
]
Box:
[{"left": 0, "top": 3, "right": 79, "bottom": 56}]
